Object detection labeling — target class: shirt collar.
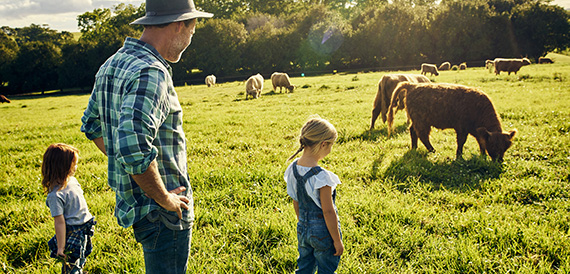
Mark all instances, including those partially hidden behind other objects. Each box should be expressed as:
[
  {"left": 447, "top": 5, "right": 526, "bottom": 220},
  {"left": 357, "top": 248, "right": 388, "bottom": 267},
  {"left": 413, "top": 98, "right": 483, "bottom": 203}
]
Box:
[{"left": 124, "top": 37, "right": 171, "bottom": 71}]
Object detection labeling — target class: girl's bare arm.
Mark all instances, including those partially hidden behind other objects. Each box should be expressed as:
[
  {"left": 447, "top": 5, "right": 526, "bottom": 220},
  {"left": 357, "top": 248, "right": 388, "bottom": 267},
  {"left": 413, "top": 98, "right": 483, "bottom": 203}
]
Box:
[
  {"left": 320, "top": 186, "right": 344, "bottom": 256},
  {"left": 53, "top": 215, "right": 67, "bottom": 257}
]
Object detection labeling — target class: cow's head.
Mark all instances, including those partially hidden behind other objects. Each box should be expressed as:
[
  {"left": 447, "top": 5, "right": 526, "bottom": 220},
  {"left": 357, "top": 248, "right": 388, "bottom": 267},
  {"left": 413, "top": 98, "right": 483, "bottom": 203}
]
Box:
[
  {"left": 522, "top": 58, "right": 531, "bottom": 66},
  {"left": 477, "top": 127, "right": 517, "bottom": 162}
]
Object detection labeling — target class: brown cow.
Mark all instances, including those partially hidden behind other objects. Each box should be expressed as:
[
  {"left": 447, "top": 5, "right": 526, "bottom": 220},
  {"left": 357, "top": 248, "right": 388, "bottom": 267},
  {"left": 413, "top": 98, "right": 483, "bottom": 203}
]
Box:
[
  {"left": 205, "top": 75, "right": 216, "bottom": 87},
  {"left": 271, "top": 72, "right": 295, "bottom": 93},
  {"left": 421, "top": 63, "right": 439, "bottom": 76},
  {"left": 370, "top": 74, "right": 431, "bottom": 130},
  {"left": 387, "top": 82, "right": 516, "bottom": 161},
  {"left": 0, "top": 95, "right": 10, "bottom": 103},
  {"left": 493, "top": 58, "right": 531, "bottom": 75},
  {"left": 485, "top": 60, "right": 494, "bottom": 71},
  {"left": 459, "top": 62, "right": 467, "bottom": 70},
  {"left": 245, "top": 73, "right": 264, "bottom": 99},
  {"left": 538, "top": 57, "right": 554, "bottom": 64},
  {"left": 438, "top": 62, "right": 451, "bottom": 71}
]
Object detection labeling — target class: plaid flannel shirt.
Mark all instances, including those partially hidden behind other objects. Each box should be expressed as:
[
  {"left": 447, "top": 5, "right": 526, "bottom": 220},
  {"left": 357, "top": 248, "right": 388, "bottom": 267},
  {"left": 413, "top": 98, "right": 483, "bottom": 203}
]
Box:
[
  {"left": 80, "top": 37, "right": 193, "bottom": 228},
  {"left": 48, "top": 218, "right": 96, "bottom": 260}
]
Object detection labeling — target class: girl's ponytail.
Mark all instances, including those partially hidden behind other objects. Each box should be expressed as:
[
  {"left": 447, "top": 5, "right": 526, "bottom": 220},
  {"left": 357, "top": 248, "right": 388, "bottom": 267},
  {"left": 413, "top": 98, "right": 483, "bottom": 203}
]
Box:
[{"left": 287, "top": 115, "right": 337, "bottom": 162}]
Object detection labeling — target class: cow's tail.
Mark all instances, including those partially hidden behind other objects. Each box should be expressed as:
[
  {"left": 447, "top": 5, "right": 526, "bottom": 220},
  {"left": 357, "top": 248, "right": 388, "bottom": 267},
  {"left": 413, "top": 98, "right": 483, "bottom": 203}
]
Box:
[{"left": 387, "top": 84, "right": 407, "bottom": 136}]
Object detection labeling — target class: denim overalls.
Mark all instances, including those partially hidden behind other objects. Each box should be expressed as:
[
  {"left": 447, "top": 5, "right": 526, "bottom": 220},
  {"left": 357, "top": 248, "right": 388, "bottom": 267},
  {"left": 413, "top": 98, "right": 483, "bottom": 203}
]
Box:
[{"left": 292, "top": 160, "right": 341, "bottom": 274}]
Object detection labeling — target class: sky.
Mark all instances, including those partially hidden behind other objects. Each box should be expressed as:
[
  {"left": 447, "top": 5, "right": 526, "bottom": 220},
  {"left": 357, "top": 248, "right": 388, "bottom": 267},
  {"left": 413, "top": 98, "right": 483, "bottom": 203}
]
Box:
[
  {"left": 0, "top": 0, "right": 144, "bottom": 32},
  {"left": 0, "top": 0, "right": 569, "bottom": 33}
]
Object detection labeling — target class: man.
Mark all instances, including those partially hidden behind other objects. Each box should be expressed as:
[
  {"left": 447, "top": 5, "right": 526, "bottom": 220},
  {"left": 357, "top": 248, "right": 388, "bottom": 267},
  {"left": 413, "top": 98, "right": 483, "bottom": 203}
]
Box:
[{"left": 80, "top": 0, "right": 212, "bottom": 273}]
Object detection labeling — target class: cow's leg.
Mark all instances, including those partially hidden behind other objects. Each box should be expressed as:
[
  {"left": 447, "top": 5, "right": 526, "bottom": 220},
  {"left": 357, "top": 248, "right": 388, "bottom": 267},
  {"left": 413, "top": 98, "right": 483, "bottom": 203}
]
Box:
[
  {"left": 370, "top": 108, "right": 381, "bottom": 130},
  {"left": 416, "top": 125, "right": 435, "bottom": 152},
  {"left": 410, "top": 126, "right": 418, "bottom": 149},
  {"left": 455, "top": 130, "right": 468, "bottom": 160},
  {"left": 475, "top": 136, "right": 487, "bottom": 157}
]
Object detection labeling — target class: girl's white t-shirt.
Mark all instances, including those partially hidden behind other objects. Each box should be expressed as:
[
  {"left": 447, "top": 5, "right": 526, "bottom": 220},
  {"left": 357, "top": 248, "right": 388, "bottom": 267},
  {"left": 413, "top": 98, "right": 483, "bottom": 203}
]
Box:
[
  {"left": 284, "top": 159, "right": 341, "bottom": 208},
  {"left": 46, "top": 176, "right": 93, "bottom": 226}
]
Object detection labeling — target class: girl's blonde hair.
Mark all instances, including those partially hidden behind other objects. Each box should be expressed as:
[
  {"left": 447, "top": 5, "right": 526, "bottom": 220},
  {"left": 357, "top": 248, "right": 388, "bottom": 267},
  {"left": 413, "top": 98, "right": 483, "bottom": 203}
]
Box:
[
  {"left": 288, "top": 115, "right": 338, "bottom": 161},
  {"left": 41, "top": 143, "right": 79, "bottom": 193}
]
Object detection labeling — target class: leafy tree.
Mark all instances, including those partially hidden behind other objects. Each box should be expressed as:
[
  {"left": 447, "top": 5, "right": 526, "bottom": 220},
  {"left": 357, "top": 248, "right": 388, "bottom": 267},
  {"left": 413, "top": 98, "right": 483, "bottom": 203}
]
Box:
[
  {"left": 2, "top": 25, "right": 68, "bottom": 94},
  {"left": 58, "top": 40, "right": 101, "bottom": 91},
  {"left": 179, "top": 19, "right": 248, "bottom": 77},
  {"left": 511, "top": 2, "right": 570, "bottom": 59},
  {"left": 0, "top": 30, "right": 18, "bottom": 88},
  {"left": 8, "top": 42, "right": 61, "bottom": 94},
  {"left": 344, "top": 4, "right": 426, "bottom": 68},
  {"left": 193, "top": 0, "right": 250, "bottom": 19},
  {"left": 78, "top": 4, "right": 144, "bottom": 53},
  {"left": 429, "top": 1, "right": 494, "bottom": 63},
  {"left": 486, "top": 0, "right": 540, "bottom": 14},
  {"left": 239, "top": 13, "right": 305, "bottom": 73},
  {"left": 10, "top": 24, "right": 73, "bottom": 47},
  {"left": 75, "top": 3, "right": 145, "bottom": 84}
]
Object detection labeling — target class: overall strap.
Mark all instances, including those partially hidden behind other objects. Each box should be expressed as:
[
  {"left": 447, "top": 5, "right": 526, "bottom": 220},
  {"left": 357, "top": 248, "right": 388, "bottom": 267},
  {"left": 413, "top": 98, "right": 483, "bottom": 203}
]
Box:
[
  {"left": 292, "top": 160, "right": 324, "bottom": 211},
  {"left": 292, "top": 160, "right": 324, "bottom": 185}
]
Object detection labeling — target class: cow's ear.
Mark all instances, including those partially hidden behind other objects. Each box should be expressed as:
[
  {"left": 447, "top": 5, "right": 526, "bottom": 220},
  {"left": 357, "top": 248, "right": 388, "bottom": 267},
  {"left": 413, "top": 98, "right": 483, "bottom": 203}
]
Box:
[
  {"left": 477, "top": 127, "right": 490, "bottom": 139},
  {"left": 507, "top": 129, "right": 517, "bottom": 140}
]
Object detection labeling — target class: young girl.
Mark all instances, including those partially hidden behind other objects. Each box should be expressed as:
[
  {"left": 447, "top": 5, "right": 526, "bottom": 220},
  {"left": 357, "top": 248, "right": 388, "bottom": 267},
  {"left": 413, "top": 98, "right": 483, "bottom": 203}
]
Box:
[
  {"left": 42, "top": 143, "right": 95, "bottom": 274},
  {"left": 284, "top": 116, "right": 344, "bottom": 274}
]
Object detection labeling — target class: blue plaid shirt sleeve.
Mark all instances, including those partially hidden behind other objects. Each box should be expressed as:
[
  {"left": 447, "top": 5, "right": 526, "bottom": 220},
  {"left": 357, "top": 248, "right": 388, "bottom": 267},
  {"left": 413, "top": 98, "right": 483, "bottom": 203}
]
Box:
[
  {"left": 80, "top": 90, "right": 103, "bottom": 140},
  {"left": 116, "top": 68, "right": 170, "bottom": 175}
]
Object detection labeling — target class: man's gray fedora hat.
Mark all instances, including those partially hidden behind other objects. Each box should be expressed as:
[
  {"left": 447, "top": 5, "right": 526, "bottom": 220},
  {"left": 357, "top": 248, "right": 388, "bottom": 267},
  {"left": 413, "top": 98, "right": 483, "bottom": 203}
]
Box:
[{"left": 131, "top": 0, "right": 213, "bottom": 25}]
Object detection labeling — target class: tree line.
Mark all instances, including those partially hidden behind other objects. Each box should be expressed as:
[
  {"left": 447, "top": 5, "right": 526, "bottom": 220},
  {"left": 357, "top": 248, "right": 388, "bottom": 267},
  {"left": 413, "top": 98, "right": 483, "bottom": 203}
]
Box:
[{"left": 0, "top": 0, "right": 568, "bottom": 95}]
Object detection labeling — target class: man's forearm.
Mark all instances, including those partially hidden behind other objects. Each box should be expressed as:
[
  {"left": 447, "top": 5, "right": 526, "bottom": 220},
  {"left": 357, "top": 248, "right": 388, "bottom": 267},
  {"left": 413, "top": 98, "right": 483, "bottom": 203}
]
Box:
[
  {"left": 131, "top": 160, "right": 189, "bottom": 218},
  {"left": 92, "top": 137, "right": 107, "bottom": 155},
  {"left": 131, "top": 160, "right": 169, "bottom": 204}
]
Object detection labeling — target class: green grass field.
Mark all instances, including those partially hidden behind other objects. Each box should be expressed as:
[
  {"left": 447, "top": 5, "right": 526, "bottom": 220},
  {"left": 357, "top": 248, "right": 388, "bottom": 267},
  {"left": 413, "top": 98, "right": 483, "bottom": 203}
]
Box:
[{"left": 1, "top": 53, "right": 569, "bottom": 273}]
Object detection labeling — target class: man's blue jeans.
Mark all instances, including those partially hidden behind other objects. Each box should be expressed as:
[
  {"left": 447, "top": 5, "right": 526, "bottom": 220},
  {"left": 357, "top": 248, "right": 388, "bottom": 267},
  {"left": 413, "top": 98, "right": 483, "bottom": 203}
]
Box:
[{"left": 133, "top": 216, "right": 192, "bottom": 274}]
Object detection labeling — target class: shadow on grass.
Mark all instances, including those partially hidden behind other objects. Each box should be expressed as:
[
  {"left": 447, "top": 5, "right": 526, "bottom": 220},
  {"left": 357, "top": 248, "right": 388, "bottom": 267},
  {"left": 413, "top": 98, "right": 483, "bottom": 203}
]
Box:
[
  {"left": 232, "top": 90, "right": 292, "bottom": 102},
  {"left": 373, "top": 149, "right": 504, "bottom": 191},
  {"left": 263, "top": 90, "right": 292, "bottom": 96},
  {"left": 337, "top": 123, "right": 409, "bottom": 144}
]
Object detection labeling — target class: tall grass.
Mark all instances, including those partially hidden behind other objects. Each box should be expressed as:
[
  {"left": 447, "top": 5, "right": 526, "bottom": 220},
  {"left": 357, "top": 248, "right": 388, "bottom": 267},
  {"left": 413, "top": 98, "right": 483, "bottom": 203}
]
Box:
[{"left": 0, "top": 53, "right": 568, "bottom": 273}]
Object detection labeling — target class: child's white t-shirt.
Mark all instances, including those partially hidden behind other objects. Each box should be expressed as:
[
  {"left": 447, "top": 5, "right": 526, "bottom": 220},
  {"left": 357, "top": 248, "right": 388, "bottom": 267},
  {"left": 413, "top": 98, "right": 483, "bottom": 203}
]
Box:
[
  {"left": 284, "top": 159, "right": 341, "bottom": 208},
  {"left": 46, "top": 176, "right": 93, "bottom": 226}
]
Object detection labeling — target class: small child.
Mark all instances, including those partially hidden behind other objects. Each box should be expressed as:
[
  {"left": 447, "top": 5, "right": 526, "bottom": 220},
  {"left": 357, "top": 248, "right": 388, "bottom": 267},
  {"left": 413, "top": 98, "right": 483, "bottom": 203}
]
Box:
[
  {"left": 42, "top": 143, "right": 95, "bottom": 274},
  {"left": 284, "top": 116, "right": 344, "bottom": 274}
]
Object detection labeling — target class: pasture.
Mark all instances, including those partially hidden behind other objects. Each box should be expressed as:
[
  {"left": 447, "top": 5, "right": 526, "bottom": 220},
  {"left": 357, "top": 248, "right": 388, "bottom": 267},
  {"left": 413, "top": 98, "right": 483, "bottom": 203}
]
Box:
[{"left": 0, "top": 53, "right": 569, "bottom": 273}]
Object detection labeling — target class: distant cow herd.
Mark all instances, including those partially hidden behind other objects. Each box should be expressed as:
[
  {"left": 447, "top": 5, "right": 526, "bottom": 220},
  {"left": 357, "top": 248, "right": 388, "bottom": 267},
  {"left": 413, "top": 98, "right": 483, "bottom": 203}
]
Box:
[{"left": 194, "top": 55, "right": 554, "bottom": 161}]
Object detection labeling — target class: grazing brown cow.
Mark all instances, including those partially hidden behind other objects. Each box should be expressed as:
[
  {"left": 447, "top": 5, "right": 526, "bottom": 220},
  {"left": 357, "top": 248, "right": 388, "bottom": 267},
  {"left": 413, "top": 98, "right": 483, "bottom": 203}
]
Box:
[
  {"left": 387, "top": 82, "right": 516, "bottom": 161},
  {"left": 493, "top": 58, "right": 531, "bottom": 75},
  {"left": 421, "top": 63, "right": 439, "bottom": 76},
  {"left": 271, "top": 72, "right": 295, "bottom": 93},
  {"left": 438, "top": 62, "right": 451, "bottom": 71},
  {"left": 245, "top": 73, "right": 264, "bottom": 99},
  {"left": 485, "top": 60, "right": 494, "bottom": 70},
  {"left": 205, "top": 75, "right": 216, "bottom": 87},
  {"left": 538, "top": 57, "right": 554, "bottom": 64},
  {"left": 370, "top": 74, "right": 431, "bottom": 130},
  {"left": 459, "top": 62, "right": 467, "bottom": 70},
  {"left": 0, "top": 95, "right": 10, "bottom": 103}
]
